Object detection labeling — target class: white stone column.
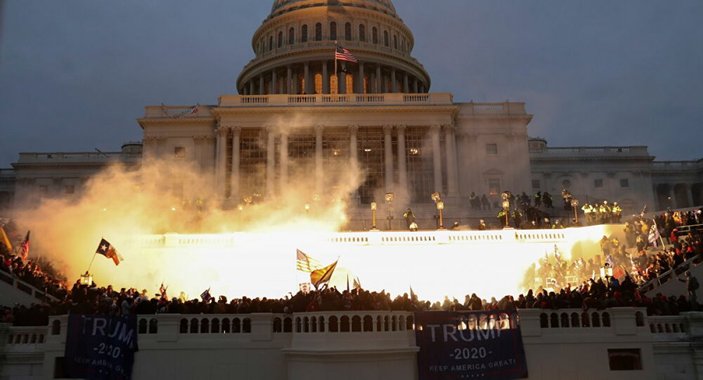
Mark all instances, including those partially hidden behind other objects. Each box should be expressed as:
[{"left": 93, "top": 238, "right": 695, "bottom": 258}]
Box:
[
  {"left": 375, "top": 65, "right": 382, "bottom": 93},
  {"left": 339, "top": 71, "right": 346, "bottom": 94},
  {"left": 216, "top": 126, "right": 229, "bottom": 197},
  {"left": 230, "top": 126, "right": 241, "bottom": 201},
  {"left": 391, "top": 69, "right": 397, "bottom": 93},
  {"left": 304, "top": 62, "right": 311, "bottom": 94},
  {"left": 444, "top": 124, "right": 459, "bottom": 196},
  {"left": 685, "top": 184, "right": 694, "bottom": 208},
  {"left": 322, "top": 61, "right": 330, "bottom": 94},
  {"left": 279, "top": 132, "right": 289, "bottom": 192},
  {"left": 383, "top": 125, "right": 394, "bottom": 193},
  {"left": 271, "top": 70, "right": 277, "bottom": 94},
  {"left": 315, "top": 125, "right": 323, "bottom": 195},
  {"left": 431, "top": 124, "right": 443, "bottom": 194},
  {"left": 349, "top": 125, "right": 359, "bottom": 203},
  {"left": 403, "top": 73, "right": 409, "bottom": 93},
  {"left": 396, "top": 125, "right": 408, "bottom": 192},
  {"left": 266, "top": 127, "right": 276, "bottom": 198},
  {"left": 357, "top": 62, "right": 365, "bottom": 93}
]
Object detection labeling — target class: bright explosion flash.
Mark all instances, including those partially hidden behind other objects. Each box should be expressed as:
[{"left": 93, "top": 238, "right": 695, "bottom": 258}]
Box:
[{"left": 9, "top": 159, "right": 623, "bottom": 303}]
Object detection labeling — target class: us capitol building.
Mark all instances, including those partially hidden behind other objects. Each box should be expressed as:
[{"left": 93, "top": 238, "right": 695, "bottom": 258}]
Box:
[{"left": 0, "top": 0, "right": 701, "bottom": 224}]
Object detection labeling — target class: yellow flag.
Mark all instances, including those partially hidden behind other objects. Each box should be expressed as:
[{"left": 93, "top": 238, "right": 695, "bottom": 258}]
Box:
[
  {"left": 310, "top": 260, "right": 338, "bottom": 289},
  {"left": 0, "top": 226, "right": 12, "bottom": 252}
]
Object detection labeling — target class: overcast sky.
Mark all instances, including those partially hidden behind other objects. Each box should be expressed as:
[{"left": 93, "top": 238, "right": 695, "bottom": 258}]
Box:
[{"left": 1, "top": 0, "right": 702, "bottom": 168}]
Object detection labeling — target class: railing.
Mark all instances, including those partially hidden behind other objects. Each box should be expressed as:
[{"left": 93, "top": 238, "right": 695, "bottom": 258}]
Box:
[
  {"left": 537, "top": 309, "right": 632, "bottom": 329},
  {"left": 281, "top": 311, "right": 414, "bottom": 334},
  {"left": 20, "top": 308, "right": 703, "bottom": 347},
  {"left": 178, "top": 316, "right": 252, "bottom": 335},
  {"left": 532, "top": 146, "right": 651, "bottom": 157},
  {"left": 15, "top": 152, "right": 135, "bottom": 164},
  {"left": 514, "top": 232, "right": 567, "bottom": 241},
  {"left": 130, "top": 227, "right": 581, "bottom": 250},
  {"left": 143, "top": 105, "right": 212, "bottom": 119},
  {"left": 648, "top": 315, "right": 688, "bottom": 336},
  {"left": 638, "top": 255, "right": 703, "bottom": 294},
  {"left": 6, "top": 326, "right": 46, "bottom": 345},
  {"left": 218, "top": 93, "right": 454, "bottom": 107},
  {"left": 652, "top": 161, "right": 703, "bottom": 170},
  {"left": 0, "top": 270, "right": 60, "bottom": 303}
]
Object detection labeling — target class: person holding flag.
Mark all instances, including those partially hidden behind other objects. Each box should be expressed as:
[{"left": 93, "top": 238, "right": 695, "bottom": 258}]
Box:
[
  {"left": 200, "top": 288, "right": 213, "bottom": 302},
  {"left": 18, "top": 230, "right": 30, "bottom": 261},
  {"left": 648, "top": 221, "right": 663, "bottom": 248}
]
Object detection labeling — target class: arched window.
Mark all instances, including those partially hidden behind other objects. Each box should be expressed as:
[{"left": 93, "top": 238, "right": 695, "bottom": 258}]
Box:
[
  {"left": 302, "top": 24, "right": 308, "bottom": 42},
  {"left": 393, "top": 35, "right": 398, "bottom": 49},
  {"left": 372, "top": 27, "right": 378, "bottom": 44},
  {"left": 329, "top": 22, "right": 337, "bottom": 40},
  {"left": 268, "top": 35, "right": 273, "bottom": 51},
  {"left": 277, "top": 31, "right": 283, "bottom": 48},
  {"left": 149, "top": 318, "right": 158, "bottom": 334},
  {"left": 384, "top": 30, "right": 389, "bottom": 46},
  {"left": 359, "top": 24, "right": 366, "bottom": 42},
  {"left": 288, "top": 27, "right": 295, "bottom": 45},
  {"left": 345, "top": 22, "right": 352, "bottom": 41},
  {"left": 352, "top": 315, "right": 361, "bottom": 332},
  {"left": 315, "top": 23, "right": 322, "bottom": 41}
]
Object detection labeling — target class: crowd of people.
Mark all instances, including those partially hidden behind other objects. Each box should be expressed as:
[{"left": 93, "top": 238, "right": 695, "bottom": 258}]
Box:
[
  {"left": 1, "top": 240, "right": 68, "bottom": 301},
  {"left": 2, "top": 207, "right": 702, "bottom": 328},
  {"left": 521, "top": 208, "right": 703, "bottom": 293},
  {"left": 2, "top": 270, "right": 698, "bottom": 327}
]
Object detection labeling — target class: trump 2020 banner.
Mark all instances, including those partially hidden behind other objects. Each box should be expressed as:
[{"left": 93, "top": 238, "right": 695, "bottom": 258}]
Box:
[
  {"left": 64, "top": 314, "right": 139, "bottom": 380},
  {"left": 415, "top": 311, "right": 528, "bottom": 380}
]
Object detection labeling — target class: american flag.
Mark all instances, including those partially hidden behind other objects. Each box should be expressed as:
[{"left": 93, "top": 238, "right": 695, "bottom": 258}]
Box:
[
  {"left": 296, "top": 249, "right": 321, "bottom": 272},
  {"left": 335, "top": 45, "right": 358, "bottom": 63}
]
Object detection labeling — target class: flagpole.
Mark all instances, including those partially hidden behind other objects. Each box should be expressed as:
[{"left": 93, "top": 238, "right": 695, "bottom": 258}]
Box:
[
  {"left": 334, "top": 41, "right": 338, "bottom": 88},
  {"left": 652, "top": 218, "right": 666, "bottom": 248},
  {"left": 86, "top": 251, "right": 98, "bottom": 274}
]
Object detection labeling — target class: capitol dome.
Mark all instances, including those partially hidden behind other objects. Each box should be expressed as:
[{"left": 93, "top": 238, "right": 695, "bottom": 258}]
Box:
[
  {"left": 270, "top": 0, "right": 398, "bottom": 19},
  {"left": 236, "top": 0, "right": 430, "bottom": 95}
]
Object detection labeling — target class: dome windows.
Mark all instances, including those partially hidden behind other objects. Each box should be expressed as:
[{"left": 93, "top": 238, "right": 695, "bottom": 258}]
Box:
[
  {"left": 359, "top": 25, "right": 366, "bottom": 42},
  {"left": 315, "top": 23, "right": 322, "bottom": 41},
  {"left": 329, "top": 22, "right": 337, "bottom": 40},
  {"left": 302, "top": 24, "right": 308, "bottom": 42},
  {"left": 345, "top": 23, "right": 352, "bottom": 41}
]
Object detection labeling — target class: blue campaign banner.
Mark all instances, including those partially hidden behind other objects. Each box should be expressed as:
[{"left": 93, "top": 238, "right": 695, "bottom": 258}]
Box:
[
  {"left": 65, "top": 314, "right": 139, "bottom": 380},
  {"left": 415, "top": 311, "right": 528, "bottom": 380}
]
